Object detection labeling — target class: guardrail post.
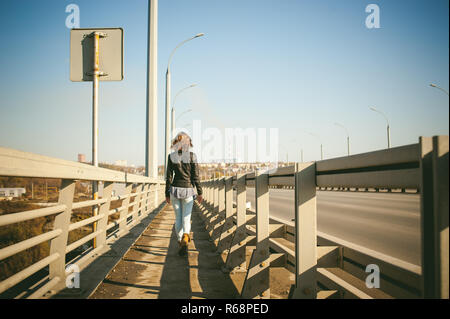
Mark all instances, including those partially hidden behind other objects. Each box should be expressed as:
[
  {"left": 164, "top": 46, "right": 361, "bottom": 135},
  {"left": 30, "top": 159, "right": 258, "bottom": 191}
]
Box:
[
  {"left": 209, "top": 179, "right": 219, "bottom": 235},
  {"left": 200, "top": 181, "right": 210, "bottom": 219},
  {"left": 202, "top": 181, "right": 211, "bottom": 227},
  {"left": 201, "top": 181, "right": 206, "bottom": 208},
  {"left": 241, "top": 169, "right": 270, "bottom": 299},
  {"left": 131, "top": 184, "right": 143, "bottom": 225},
  {"left": 206, "top": 178, "right": 219, "bottom": 236},
  {"left": 147, "top": 183, "right": 154, "bottom": 210},
  {"left": 289, "top": 162, "right": 317, "bottom": 299},
  {"left": 208, "top": 180, "right": 214, "bottom": 210},
  {"left": 217, "top": 177, "right": 235, "bottom": 253},
  {"left": 225, "top": 173, "right": 247, "bottom": 272},
  {"left": 197, "top": 181, "right": 206, "bottom": 213},
  {"left": 140, "top": 183, "right": 150, "bottom": 218},
  {"left": 158, "top": 183, "right": 162, "bottom": 206},
  {"left": 420, "top": 136, "right": 449, "bottom": 299},
  {"left": 211, "top": 178, "right": 226, "bottom": 244},
  {"left": 206, "top": 181, "right": 211, "bottom": 208},
  {"left": 154, "top": 183, "right": 159, "bottom": 208},
  {"left": 154, "top": 182, "right": 160, "bottom": 207},
  {"left": 119, "top": 183, "right": 133, "bottom": 233},
  {"left": 214, "top": 178, "right": 219, "bottom": 214},
  {"left": 49, "top": 179, "right": 75, "bottom": 285},
  {"left": 95, "top": 181, "right": 113, "bottom": 248},
  {"left": 203, "top": 180, "right": 214, "bottom": 227}
]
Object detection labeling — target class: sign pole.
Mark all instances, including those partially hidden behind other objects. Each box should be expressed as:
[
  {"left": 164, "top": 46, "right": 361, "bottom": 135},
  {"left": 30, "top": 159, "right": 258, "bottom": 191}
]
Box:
[
  {"left": 70, "top": 28, "right": 122, "bottom": 248},
  {"left": 92, "top": 32, "right": 100, "bottom": 248}
]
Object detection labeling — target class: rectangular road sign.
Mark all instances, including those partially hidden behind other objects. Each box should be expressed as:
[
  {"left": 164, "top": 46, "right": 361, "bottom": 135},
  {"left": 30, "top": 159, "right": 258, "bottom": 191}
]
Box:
[{"left": 70, "top": 28, "right": 123, "bottom": 82}]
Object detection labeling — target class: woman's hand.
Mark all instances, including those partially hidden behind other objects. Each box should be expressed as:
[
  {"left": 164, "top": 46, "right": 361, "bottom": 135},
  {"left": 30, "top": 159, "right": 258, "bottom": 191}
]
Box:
[
  {"left": 166, "top": 196, "right": 170, "bottom": 204},
  {"left": 197, "top": 195, "right": 203, "bottom": 204}
]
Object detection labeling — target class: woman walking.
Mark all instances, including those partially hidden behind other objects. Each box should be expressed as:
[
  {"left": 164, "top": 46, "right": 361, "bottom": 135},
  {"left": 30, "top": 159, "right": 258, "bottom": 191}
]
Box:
[{"left": 165, "top": 131, "right": 203, "bottom": 256}]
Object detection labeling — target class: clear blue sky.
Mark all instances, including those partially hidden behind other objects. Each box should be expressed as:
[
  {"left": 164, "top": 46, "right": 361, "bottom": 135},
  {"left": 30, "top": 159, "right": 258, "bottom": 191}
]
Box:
[{"left": 0, "top": 0, "right": 448, "bottom": 166}]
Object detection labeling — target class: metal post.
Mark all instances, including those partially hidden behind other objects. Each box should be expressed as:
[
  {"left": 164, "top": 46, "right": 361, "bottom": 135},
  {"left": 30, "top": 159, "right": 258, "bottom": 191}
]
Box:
[
  {"left": 214, "top": 178, "right": 219, "bottom": 215},
  {"left": 164, "top": 69, "right": 171, "bottom": 176},
  {"left": 164, "top": 34, "right": 203, "bottom": 175},
  {"left": 241, "top": 169, "right": 270, "bottom": 299},
  {"left": 49, "top": 179, "right": 75, "bottom": 288},
  {"left": 92, "top": 32, "right": 100, "bottom": 248},
  {"left": 207, "top": 179, "right": 218, "bottom": 233},
  {"left": 208, "top": 180, "right": 213, "bottom": 209},
  {"left": 219, "top": 177, "right": 225, "bottom": 214},
  {"left": 95, "top": 182, "right": 113, "bottom": 248},
  {"left": 387, "top": 125, "right": 391, "bottom": 149},
  {"left": 146, "top": 0, "right": 158, "bottom": 178},
  {"left": 154, "top": 182, "right": 159, "bottom": 207},
  {"left": 347, "top": 136, "right": 350, "bottom": 156},
  {"left": 225, "top": 174, "right": 247, "bottom": 272},
  {"left": 205, "top": 181, "right": 210, "bottom": 209},
  {"left": 217, "top": 177, "right": 235, "bottom": 253},
  {"left": 211, "top": 178, "right": 226, "bottom": 244},
  {"left": 431, "top": 136, "right": 449, "bottom": 299},
  {"left": 139, "top": 183, "right": 150, "bottom": 220},
  {"left": 149, "top": 184, "right": 156, "bottom": 210},
  {"left": 171, "top": 107, "right": 175, "bottom": 137},
  {"left": 369, "top": 107, "right": 391, "bottom": 150},
  {"left": 420, "top": 136, "right": 449, "bottom": 298},
  {"left": 320, "top": 144, "right": 323, "bottom": 160},
  {"left": 290, "top": 162, "right": 317, "bottom": 299},
  {"left": 200, "top": 181, "right": 207, "bottom": 219},
  {"left": 206, "top": 179, "right": 219, "bottom": 235},
  {"left": 119, "top": 183, "right": 133, "bottom": 234},
  {"left": 131, "top": 184, "right": 144, "bottom": 225}
]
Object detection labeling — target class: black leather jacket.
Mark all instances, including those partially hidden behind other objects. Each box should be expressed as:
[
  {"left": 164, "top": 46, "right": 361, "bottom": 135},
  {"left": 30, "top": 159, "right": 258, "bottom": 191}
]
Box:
[{"left": 165, "top": 150, "right": 203, "bottom": 198}]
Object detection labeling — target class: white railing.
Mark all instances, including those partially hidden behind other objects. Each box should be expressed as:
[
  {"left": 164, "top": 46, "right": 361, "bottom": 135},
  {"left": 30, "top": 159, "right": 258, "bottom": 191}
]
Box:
[
  {"left": 197, "top": 136, "right": 448, "bottom": 299},
  {"left": 0, "top": 147, "right": 165, "bottom": 298}
]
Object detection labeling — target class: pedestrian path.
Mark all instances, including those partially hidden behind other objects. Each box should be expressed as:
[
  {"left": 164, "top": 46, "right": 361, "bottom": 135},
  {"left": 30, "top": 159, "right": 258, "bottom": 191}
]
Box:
[{"left": 90, "top": 203, "right": 240, "bottom": 299}]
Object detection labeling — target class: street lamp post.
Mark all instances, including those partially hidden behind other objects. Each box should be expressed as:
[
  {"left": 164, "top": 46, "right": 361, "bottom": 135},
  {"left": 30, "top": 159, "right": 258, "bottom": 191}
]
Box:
[
  {"left": 280, "top": 144, "right": 289, "bottom": 165},
  {"left": 171, "top": 83, "right": 197, "bottom": 134},
  {"left": 146, "top": 0, "right": 158, "bottom": 178},
  {"left": 165, "top": 33, "right": 204, "bottom": 174},
  {"left": 430, "top": 83, "right": 449, "bottom": 96},
  {"left": 175, "top": 109, "right": 192, "bottom": 128},
  {"left": 307, "top": 132, "right": 323, "bottom": 160},
  {"left": 369, "top": 106, "right": 391, "bottom": 149},
  {"left": 335, "top": 122, "right": 350, "bottom": 156}
]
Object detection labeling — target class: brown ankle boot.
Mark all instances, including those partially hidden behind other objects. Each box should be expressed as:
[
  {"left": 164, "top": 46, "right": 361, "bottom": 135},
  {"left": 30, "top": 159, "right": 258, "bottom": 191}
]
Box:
[
  {"left": 182, "top": 233, "right": 190, "bottom": 245},
  {"left": 178, "top": 234, "right": 189, "bottom": 256}
]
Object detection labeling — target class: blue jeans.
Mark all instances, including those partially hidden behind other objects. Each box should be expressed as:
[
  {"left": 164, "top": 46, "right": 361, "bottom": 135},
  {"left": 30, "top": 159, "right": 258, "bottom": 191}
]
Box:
[{"left": 170, "top": 194, "right": 194, "bottom": 242}]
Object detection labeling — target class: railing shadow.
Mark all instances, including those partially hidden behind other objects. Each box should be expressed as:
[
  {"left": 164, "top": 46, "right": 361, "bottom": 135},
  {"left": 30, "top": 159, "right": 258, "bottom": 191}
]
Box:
[
  {"left": 88, "top": 204, "right": 239, "bottom": 299},
  {"left": 51, "top": 202, "right": 165, "bottom": 299},
  {"left": 157, "top": 205, "right": 239, "bottom": 299}
]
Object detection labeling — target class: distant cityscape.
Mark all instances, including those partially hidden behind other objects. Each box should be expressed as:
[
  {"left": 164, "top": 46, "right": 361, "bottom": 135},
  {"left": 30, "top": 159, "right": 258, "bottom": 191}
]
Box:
[{"left": 77, "top": 153, "right": 294, "bottom": 179}]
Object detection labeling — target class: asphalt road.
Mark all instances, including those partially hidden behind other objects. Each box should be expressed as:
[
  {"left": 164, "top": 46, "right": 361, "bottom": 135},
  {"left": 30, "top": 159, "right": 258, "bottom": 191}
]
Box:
[{"left": 239, "top": 188, "right": 421, "bottom": 266}]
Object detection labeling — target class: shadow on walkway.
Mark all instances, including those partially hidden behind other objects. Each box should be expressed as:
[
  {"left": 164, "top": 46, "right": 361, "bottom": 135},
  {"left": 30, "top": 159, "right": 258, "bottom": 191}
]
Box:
[{"left": 90, "top": 204, "right": 239, "bottom": 299}]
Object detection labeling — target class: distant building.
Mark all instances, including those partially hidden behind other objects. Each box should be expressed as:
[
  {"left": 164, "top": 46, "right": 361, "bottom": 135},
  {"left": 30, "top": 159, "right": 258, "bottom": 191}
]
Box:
[
  {"left": 0, "top": 188, "right": 26, "bottom": 199},
  {"left": 78, "top": 154, "right": 86, "bottom": 163},
  {"left": 114, "top": 160, "right": 128, "bottom": 167}
]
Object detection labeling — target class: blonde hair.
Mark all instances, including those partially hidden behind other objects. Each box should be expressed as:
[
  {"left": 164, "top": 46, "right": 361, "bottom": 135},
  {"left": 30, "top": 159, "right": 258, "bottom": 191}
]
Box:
[{"left": 171, "top": 131, "right": 193, "bottom": 151}]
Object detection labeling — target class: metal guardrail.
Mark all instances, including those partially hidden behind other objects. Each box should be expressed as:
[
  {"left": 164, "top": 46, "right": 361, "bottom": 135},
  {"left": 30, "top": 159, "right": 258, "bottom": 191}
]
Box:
[
  {"left": 197, "top": 136, "right": 449, "bottom": 299},
  {"left": 0, "top": 147, "right": 165, "bottom": 298}
]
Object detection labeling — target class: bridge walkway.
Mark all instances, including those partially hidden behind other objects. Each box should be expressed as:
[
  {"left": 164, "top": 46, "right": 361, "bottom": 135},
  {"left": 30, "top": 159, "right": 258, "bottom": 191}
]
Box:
[{"left": 90, "top": 203, "right": 241, "bottom": 299}]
